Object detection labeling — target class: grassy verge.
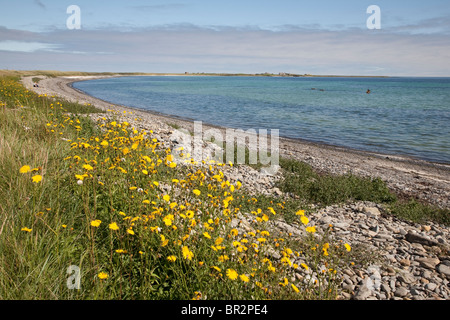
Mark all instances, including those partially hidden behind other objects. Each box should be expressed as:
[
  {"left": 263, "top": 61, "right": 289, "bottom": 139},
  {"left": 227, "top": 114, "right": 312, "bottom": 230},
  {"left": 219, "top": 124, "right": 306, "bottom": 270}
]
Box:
[
  {"left": 276, "top": 158, "right": 449, "bottom": 226},
  {"left": 1, "top": 75, "right": 360, "bottom": 300}
]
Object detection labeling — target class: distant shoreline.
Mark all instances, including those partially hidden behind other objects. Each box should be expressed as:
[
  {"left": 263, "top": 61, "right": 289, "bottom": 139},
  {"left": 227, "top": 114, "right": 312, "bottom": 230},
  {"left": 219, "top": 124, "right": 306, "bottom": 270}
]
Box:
[{"left": 1, "top": 69, "right": 393, "bottom": 78}]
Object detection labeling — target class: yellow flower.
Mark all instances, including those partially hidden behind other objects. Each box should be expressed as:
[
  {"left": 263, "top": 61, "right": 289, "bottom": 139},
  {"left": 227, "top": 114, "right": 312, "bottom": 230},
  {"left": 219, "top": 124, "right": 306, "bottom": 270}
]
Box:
[
  {"left": 169, "top": 202, "right": 177, "bottom": 209},
  {"left": 301, "top": 263, "right": 309, "bottom": 271},
  {"left": 203, "top": 232, "right": 211, "bottom": 239},
  {"left": 295, "top": 210, "right": 305, "bottom": 216},
  {"left": 83, "top": 164, "right": 94, "bottom": 171},
  {"left": 115, "top": 249, "right": 127, "bottom": 254},
  {"left": 260, "top": 230, "right": 270, "bottom": 237},
  {"left": 19, "top": 165, "right": 31, "bottom": 173},
  {"left": 192, "top": 291, "right": 202, "bottom": 300},
  {"left": 185, "top": 210, "right": 195, "bottom": 219},
  {"left": 127, "top": 228, "right": 135, "bottom": 235},
  {"left": 230, "top": 228, "right": 238, "bottom": 236},
  {"left": 182, "top": 246, "right": 194, "bottom": 260},
  {"left": 291, "top": 284, "right": 300, "bottom": 293},
  {"left": 218, "top": 255, "right": 229, "bottom": 262},
  {"left": 160, "top": 234, "right": 169, "bottom": 247},
  {"left": 262, "top": 214, "right": 269, "bottom": 222},
  {"left": 109, "top": 222, "right": 119, "bottom": 230},
  {"left": 90, "top": 220, "right": 101, "bottom": 227},
  {"left": 168, "top": 162, "right": 177, "bottom": 168},
  {"left": 240, "top": 274, "right": 250, "bottom": 282},
  {"left": 75, "top": 174, "right": 86, "bottom": 181},
  {"left": 344, "top": 243, "right": 352, "bottom": 252},
  {"left": 300, "top": 216, "right": 309, "bottom": 225},
  {"left": 279, "top": 277, "right": 288, "bottom": 287},
  {"left": 100, "top": 140, "right": 109, "bottom": 147},
  {"left": 163, "top": 214, "right": 174, "bottom": 226},
  {"left": 281, "top": 256, "right": 292, "bottom": 266},
  {"left": 163, "top": 194, "right": 170, "bottom": 202},
  {"left": 193, "top": 189, "right": 201, "bottom": 196},
  {"left": 306, "top": 226, "right": 316, "bottom": 233},
  {"left": 211, "top": 266, "right": 221, "bottom": 272},
  {"left": 32, "top": 175, "right": 42, "bottom": 183},
  {"left": 268, "top": 207, "right": 276, "bottom": 215},
  {"left": 226, "top": 269, "right": 238, "bottom": 280},
  {"left": 215, "top": 237, "right": 224, "bottom": 245},
  {"left": 98, "top": 272, "right": 109, "bottom": 280},
  {"left": 21, "top": 227, "right": 32, "bottom": 232},
  {"left": 167, "top": 255, "right": 177, "bottom": 262},
  {"left": 322, "top": 243, "right": 329, "bottom": 256}
]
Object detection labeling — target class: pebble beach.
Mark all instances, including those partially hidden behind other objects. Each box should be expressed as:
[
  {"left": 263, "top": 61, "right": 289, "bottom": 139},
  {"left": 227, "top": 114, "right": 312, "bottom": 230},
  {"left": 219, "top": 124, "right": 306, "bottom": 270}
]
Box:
[{"left": 22, "top": 75, "right": 450, "bottom": 300}]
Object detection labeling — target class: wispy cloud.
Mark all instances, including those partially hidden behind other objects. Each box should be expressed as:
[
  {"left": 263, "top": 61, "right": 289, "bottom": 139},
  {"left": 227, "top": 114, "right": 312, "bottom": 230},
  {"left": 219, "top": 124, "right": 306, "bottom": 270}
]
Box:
[
  {"left": 1, "top": 24, "right": 449, "bottom": 76},
  {"left": 388, "top": 15, "right": 450, "bottom": 35},
  {"left": 0, "top": 40, "right": 59, "bottom": 52}
]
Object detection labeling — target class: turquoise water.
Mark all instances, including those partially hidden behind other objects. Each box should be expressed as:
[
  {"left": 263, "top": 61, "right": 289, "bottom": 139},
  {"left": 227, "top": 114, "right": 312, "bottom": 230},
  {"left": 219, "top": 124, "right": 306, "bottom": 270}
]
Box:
[{"left": 72, "top": 76, "right": 450, "bottom": 164}]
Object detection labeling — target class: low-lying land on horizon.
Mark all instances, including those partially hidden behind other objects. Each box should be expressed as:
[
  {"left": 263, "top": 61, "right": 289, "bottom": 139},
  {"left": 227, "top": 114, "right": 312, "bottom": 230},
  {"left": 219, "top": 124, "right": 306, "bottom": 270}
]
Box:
[{"left": 0, "top": 69, "right": 391, "bottom": 79}]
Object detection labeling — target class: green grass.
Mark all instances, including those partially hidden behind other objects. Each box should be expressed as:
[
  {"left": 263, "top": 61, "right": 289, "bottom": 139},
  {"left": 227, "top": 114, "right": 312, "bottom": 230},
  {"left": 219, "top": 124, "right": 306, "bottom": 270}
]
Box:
[
  {"left": 167, "top": 122, "right": 181, "bottom": 130},
  {"left": 276, "top": 157, "right": 449, "bottom": 226},
  {"left": 278, "top": 157, "right": 396, "bottom": 206},
  {"left": 388, "top": 200, "right": 450, "bottom": 226}
]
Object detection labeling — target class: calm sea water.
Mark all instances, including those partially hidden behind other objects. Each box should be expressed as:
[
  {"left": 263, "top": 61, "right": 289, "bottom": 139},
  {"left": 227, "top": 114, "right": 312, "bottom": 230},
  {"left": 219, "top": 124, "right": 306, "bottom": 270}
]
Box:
[{"left": 72, "top": 76, "right": 450, "bottom": 164}]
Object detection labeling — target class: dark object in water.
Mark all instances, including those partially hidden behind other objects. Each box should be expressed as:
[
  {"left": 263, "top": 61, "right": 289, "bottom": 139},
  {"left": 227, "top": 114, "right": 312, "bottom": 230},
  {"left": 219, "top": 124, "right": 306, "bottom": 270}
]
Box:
[{"left": 366, "top": 89, "right": 371, "bottom": 94}]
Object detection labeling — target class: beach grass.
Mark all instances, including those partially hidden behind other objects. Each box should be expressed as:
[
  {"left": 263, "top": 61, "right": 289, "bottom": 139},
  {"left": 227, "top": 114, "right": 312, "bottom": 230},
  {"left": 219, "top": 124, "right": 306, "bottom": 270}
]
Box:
[
  {"left": 278, "top": 157, "right": 396, "bottom": 206},
  {"left": 276, "top": 157, "right": 450, "bottom": 226}
]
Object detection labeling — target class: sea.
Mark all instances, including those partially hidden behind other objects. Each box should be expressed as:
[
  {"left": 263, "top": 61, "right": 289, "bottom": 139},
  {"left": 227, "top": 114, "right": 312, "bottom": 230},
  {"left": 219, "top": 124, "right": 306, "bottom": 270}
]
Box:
[{"left": 72, "top": 76, "right": 450, "bottom": 164}]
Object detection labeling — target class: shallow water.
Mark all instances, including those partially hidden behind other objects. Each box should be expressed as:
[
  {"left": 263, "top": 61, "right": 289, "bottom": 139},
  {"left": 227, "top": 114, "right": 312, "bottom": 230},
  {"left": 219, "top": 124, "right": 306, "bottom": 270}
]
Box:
[{"left": 73, "top": 76, "right": 450, "bottom": 164}]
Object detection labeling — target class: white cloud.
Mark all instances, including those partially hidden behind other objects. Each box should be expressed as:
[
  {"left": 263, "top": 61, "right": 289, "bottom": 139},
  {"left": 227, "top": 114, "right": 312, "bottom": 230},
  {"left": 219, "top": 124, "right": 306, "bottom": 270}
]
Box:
[
  {"left": 0, "top": 25, "right": 449, "bottom": 76},
  {"left": 0, "top": 40, "right": 60, "bottom": 52}
]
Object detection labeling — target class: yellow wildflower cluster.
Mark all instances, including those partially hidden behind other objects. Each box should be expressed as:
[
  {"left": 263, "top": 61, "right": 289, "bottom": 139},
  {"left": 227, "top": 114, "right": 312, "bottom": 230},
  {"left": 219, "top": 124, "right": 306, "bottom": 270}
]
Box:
[{"left": 7, "top": 75, "right": 354, "bottom": 299}]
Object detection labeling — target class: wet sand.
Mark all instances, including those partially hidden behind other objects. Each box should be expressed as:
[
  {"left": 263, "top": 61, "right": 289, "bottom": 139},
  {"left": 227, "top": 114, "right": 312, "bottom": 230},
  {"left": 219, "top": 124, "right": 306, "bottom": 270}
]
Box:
[{"left": 22, "top": 75, "right": 450, "bottom": 209}]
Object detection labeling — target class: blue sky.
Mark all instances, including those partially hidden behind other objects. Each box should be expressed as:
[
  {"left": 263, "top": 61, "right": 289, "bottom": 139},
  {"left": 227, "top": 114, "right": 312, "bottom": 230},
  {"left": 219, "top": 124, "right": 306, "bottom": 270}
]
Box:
[{"left": 1, "top": 0, "right": 450, "bottom": 76}]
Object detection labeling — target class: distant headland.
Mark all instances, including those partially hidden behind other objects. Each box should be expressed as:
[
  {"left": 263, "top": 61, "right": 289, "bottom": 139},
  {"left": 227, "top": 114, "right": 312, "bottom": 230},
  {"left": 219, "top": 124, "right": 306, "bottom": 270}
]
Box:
[{"left": 0, "top": 69, "right": 390, "bottom": 78}]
